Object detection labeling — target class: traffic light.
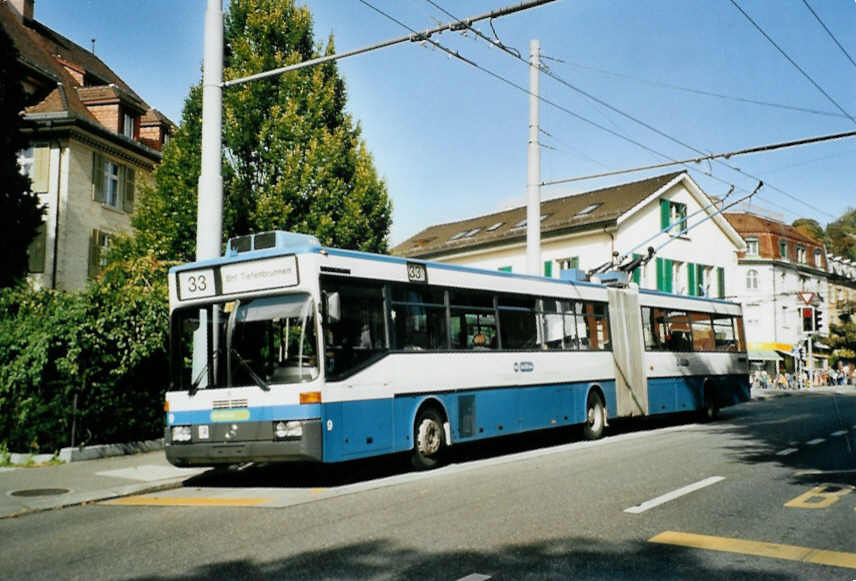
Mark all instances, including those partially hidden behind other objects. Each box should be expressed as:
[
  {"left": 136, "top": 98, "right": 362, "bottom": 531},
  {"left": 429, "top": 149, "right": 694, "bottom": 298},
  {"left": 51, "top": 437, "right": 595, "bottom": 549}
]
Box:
[
  {"left": 814, "top": 307, "right": 823, "bottom": 331},
  {"left": 802, "top": 307, "right": 814, "bottom": 332}
]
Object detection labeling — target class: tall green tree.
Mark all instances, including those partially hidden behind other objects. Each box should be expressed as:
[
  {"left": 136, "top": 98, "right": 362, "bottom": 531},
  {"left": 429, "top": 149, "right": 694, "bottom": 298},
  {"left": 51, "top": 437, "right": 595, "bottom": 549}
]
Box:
[
  {"left": 792, "top": 218, "right": 827, "bottom": 247},
  {"left": 826, "top": 208, "right": 856, "bottom": 261},
  {"left": 131, "top": 0, "right": 391, "bottom": 263},
  {"left": 0, "top": 22, "right": 44, "bottom": 286}
]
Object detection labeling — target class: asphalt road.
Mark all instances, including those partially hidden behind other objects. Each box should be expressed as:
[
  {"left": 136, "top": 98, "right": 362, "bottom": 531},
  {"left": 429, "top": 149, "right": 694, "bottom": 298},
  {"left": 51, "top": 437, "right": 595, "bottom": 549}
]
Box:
[{"left": 3, "top": 390, "right": 855, "bottom": 580}]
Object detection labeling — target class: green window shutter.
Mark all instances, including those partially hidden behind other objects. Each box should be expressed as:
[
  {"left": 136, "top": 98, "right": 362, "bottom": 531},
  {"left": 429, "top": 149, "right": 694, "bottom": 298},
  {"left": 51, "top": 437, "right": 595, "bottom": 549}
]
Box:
[
  {"left": 696, "top": 264, "right": 705, "bottom": 296},
  {"left": 92, "top": 152, "right": 105, "bottom": 203},
  {"left": 88, "top": 230, "right": 100, "bottom": 278},
  {"left": 499, "top": 266, "right": 512, "bottom": 272},
  {"left": 122, "top": 166, "right": 135, "bottom": 212},
  {"left": 27, "top": 222, "right": 47, "bottom": 273},
  {"left": 656, "top": 257, "right": 665, "bottom": 291},
  {"left": 631, "top": 253, "right": 641, "bottom": 285},
  {"left": 544, "top": 260, "right": 552, "bottom": 278},
  {"left": 687, "top": 262, "right": 696, "bottom": 296},
  {"left": 665, "top": 259, "right": 673, "bottom": 293},
  {"left": 660, "top": 199, "right": 671, "bottom": 230},
  {"left": 569, "top": 256, "right": 579, "bottom": 269},
  {"left": 717, "top": 267, "right": 725, "bottom": 299},
  {"left": 32, "top": 147, "right": 50, "bottom": 192}
]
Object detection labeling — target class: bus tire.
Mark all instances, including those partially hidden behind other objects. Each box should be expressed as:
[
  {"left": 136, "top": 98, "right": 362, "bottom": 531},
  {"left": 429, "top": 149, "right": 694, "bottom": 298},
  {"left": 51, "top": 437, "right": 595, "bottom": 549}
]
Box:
[
  {"left": 583, "top": 392, "right": 605, "bottom": 440},
  {"left": 411, "top": 407, "right": 446, "bottom": 470},
  {"left": 701, "top": 386, "right": 719, "bottom": 421}
]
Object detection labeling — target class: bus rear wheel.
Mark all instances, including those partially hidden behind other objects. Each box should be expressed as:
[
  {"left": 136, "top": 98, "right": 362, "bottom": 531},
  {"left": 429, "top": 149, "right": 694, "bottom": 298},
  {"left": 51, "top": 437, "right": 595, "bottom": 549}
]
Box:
[
  {"left": 700, "top": 386, "right": 719, "bottom": 421},
  {"left": 583, "top": 393, "right": 605, "bottom": 440},
  {"left": 411, "top": 407, "right": 446, "bottom": 470}
]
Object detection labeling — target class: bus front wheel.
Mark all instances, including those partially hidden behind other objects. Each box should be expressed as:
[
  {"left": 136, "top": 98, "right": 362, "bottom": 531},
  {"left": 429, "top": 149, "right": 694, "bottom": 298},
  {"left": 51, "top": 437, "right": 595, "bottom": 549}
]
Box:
[
  {"left": 583, "top": 393, "right": 605, "bottom": 440},
  {"left": 411, "top": 407, "right": 446, "bottom": 470}
]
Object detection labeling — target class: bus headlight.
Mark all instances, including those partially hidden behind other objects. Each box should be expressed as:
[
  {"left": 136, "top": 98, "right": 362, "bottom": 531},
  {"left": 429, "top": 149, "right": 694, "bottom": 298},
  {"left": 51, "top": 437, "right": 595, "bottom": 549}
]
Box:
[
  {"left": 273, "top": 420, "right": 303, "bottom": 440},
  {"left": 172, "top": 425, "right": 192, "bottom": 443}
]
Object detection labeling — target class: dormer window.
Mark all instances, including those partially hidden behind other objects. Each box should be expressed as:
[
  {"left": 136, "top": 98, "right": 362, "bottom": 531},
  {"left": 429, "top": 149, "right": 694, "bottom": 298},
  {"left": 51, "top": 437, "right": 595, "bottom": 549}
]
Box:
[
  {"left": 486, "top": 222, "right": 504, "bottom": 232},
  {"left": 511, "top": 214, "right": 550, "bottom": 230},
  {"left": 745, "top": 238, "right": 759, "bottom": 256},
  {"left": 123, "top": 112, "right": 135, "bottom": 139}
]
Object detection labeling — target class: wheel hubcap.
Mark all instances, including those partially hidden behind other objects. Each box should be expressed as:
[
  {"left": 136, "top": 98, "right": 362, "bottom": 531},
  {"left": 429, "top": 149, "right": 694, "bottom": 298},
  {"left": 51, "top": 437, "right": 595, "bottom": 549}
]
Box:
[{"left": 417, "top": 419, "right": 442, "bottom": 456}]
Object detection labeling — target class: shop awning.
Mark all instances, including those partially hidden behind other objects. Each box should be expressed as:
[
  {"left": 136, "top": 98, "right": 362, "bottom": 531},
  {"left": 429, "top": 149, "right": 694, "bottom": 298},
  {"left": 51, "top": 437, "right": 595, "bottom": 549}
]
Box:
[{"left": 749, "top": 349, "right": 783, "bottom": 361}]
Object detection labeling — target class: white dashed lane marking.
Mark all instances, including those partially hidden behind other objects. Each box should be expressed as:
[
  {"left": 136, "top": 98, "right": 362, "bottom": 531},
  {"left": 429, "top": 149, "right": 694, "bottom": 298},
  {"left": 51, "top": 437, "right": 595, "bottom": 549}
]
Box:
[
  {"left": 776, "top": 448, "right": 799, "bottom": 456},
  {"left": 624, "top": 477, "right": 725, "bottom": 514},
  {"left": 806, "top": 438, "right": 826, "bottom": 446},
  {"left": 831, "top": 430, "right": 847, "bottom": 437}
]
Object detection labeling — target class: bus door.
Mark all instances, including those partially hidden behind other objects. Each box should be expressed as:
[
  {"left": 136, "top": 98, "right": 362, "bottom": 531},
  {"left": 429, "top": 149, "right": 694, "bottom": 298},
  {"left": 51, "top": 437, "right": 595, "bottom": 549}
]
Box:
[{"left": 607, "top": 287, "right": 648, "bottom": 416}]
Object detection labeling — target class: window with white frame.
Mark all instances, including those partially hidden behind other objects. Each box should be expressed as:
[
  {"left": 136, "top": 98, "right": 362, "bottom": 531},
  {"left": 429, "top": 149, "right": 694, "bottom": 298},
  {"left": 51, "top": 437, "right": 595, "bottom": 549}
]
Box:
[
  {"left": 123, "top": 112, "right": 135, "bottom": 139},
  {"left": 797, "top": 245, "right": 806, "bottom": 264},
  {"left": 813, "top": 249, "right": 822, "bottom": 267},
  {"left": 92, "top": 152, "right": 135, "bottom": 212},
  {"left": 104, "top": 161, "right": 120, "bottom": 207},
  {"left": 746, "top": 269, "right": 759, "bottom": 290},
  {"left": 745, "top": 238, "right": 759, "bottom": 256}
]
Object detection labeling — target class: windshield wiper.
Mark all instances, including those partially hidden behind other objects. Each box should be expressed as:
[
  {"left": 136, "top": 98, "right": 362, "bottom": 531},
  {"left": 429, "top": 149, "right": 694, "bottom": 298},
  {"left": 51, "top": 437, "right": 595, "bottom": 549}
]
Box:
[{"left": 230, "top": 348, "right": 270, "bottom": 392}]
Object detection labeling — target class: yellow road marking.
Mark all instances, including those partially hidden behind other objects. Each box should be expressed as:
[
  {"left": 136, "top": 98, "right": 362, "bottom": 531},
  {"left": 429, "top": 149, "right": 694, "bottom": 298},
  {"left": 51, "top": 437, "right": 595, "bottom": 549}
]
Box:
[
  {"left": 650, "top": 531, "right": 856, "bottom": 570},
  {"left": 784, "top": 484, "right": 853, "bottom": 509},
  {"left": 104, "top": 496, "right": 272, "bottom": 507}
]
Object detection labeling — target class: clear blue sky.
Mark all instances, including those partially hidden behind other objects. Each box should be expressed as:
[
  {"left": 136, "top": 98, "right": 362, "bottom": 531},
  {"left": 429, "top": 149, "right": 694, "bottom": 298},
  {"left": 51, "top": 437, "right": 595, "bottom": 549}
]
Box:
[{"left": 34, "top": 1, "right": 856, "bottom": 246}]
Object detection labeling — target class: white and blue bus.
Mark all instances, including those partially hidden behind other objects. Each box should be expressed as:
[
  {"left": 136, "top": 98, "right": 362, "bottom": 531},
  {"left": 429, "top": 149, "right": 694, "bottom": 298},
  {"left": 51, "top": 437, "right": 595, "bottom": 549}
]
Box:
[{"left": 165, "top": 231, "right": 749, "bottom": 469}]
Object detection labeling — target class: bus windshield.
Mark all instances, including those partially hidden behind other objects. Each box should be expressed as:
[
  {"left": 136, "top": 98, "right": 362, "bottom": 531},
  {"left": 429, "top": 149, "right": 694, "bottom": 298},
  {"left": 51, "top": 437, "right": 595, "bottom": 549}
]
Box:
[{"left": 171, "top": 293, "right": 319, "bottom": 391}]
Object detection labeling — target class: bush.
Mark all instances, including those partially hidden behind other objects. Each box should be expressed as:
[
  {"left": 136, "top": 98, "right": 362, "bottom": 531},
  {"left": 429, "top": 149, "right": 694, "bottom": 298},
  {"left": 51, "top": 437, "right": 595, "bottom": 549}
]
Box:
[{"left": 0, "top": 256, "right": 171, "bottom": 452}]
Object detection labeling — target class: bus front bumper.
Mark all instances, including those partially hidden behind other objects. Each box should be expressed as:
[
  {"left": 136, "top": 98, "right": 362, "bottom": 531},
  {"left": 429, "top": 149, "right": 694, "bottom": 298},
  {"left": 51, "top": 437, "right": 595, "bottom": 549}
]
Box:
[{"left": 164, "top": 419, "right": 322, "bottom": 467}]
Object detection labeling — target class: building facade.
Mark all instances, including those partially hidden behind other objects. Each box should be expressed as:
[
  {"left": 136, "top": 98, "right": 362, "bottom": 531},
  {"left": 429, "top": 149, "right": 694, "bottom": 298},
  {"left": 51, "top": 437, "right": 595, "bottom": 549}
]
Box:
[
  {"left": 3, "top": 0, "right": 174, "bottom": 290},
  {"left": 723, "top": 212, "right": 829, "bottom": 373},
  {"left": 393, "top": 172, "right": 745, "bottom": 300},
  {"left": 827, "top": 255, "right": 856, "bottom": 329}
]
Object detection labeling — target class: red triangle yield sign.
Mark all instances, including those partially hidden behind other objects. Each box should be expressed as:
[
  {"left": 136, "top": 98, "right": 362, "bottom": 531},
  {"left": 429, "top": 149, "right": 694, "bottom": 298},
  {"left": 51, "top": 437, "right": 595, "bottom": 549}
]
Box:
[{"left": 798, "top": 291, "right": 815, "bottom": 305}]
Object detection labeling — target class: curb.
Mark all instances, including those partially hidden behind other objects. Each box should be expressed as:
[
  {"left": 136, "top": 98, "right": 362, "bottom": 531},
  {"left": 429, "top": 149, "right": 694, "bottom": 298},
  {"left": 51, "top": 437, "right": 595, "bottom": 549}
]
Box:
[{"left": 1, "top": 474, "right": 198, "bottom": 520}]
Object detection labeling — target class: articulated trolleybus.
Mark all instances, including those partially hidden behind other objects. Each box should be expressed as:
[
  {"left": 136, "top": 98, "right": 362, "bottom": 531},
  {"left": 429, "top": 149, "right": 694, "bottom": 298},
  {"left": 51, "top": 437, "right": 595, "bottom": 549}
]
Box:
[{"left": 165, "top": 231, "right": 749, "bottom": 469}]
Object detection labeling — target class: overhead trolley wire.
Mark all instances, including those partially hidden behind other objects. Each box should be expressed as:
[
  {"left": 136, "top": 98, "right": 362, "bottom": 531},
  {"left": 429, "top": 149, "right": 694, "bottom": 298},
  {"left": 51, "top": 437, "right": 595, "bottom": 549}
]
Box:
[
  {"left": 729, "top": 0, "right": 856, "bottom": 125},
  {"left": 800, "top": 0, "right": 856, "bottom": 73},
  {"left": 423, "top": 0, "right": 841, "bottom": 219},
  {"left": 555, "top": 60, "right": 848, "bottom": 120}
]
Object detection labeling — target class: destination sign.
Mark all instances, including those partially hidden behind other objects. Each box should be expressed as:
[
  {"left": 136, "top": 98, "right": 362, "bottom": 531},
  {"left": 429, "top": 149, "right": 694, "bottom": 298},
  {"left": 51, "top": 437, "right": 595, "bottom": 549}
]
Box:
[{"left": 220, "top": 255, "right": 299, "bottom": 295}]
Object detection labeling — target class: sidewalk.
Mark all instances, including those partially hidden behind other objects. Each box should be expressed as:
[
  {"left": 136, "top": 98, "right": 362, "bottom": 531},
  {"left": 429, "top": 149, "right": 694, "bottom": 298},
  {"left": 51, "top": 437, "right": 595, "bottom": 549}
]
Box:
[
  {"left": 751, "top": 383, "right": 856, "bottom": 400},
  {"left": 0, "top": 449, "right": 205, "bottom": 518}
]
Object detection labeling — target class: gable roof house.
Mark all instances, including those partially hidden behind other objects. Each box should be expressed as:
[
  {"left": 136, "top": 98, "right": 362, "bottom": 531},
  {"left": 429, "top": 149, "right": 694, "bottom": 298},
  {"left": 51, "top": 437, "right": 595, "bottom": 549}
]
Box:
[
  {"left": 393, "top": 172, "right": 746, "bottom": 300},
  {"left": 3, "top": 0, "right": 175, "bottom": 290}
]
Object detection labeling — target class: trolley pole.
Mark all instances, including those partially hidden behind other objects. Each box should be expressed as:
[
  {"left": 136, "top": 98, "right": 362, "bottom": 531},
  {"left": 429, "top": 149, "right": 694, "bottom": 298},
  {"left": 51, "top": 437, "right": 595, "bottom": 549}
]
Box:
[
  {"left": 526, "top": 39, "right": 541, "bottom": 276},
  {"left": 197, "top": 0, "right": 224, "bottom": 262}
]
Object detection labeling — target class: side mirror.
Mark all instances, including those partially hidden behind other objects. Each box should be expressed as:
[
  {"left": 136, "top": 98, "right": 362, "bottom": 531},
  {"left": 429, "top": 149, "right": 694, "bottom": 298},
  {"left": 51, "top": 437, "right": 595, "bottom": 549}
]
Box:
[{"left": 325, "top": 291, "right": 341, "bottom": 323}]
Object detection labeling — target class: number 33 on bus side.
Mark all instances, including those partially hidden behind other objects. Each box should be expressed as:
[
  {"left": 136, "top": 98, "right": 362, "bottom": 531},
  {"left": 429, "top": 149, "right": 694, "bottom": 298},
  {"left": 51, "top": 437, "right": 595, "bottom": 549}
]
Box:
[{"left": 177, "top": 269, "right": 217, "bottom": 300}]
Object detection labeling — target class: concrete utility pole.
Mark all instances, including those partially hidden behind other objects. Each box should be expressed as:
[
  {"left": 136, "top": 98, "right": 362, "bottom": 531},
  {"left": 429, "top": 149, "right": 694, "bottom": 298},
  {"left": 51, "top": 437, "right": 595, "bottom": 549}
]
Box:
[
  {"left": 197, "top": 0, "right": 224, "bottom": 262},
  {"left": 526, "top": 39, "right": 541, "bottom": 276}
]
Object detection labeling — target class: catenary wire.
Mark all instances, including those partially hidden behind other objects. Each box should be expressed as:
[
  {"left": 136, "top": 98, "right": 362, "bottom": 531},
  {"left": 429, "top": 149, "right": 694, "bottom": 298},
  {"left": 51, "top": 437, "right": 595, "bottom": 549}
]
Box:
[
  {"left": 801, "top": 0, "right": 856, "bottom": 73},
  {"left": 423, "top": 0, "right": 841, "bottom": 218},
  {"left": 729, "top": 0, "right": 856, "bottom": 125}
]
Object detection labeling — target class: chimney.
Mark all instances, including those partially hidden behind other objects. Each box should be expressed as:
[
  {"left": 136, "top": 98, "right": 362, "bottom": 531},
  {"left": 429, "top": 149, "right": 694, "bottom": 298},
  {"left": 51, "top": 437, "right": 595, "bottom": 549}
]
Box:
[{"left": 9, "top": 0, "right": 34, "bottom": 21}]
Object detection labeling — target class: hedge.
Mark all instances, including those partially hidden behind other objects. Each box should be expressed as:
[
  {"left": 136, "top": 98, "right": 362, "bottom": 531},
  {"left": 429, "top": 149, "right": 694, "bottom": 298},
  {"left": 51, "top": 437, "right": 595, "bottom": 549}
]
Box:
[{"left": 0, "top": 257, "right": 170, "bottom": 452}]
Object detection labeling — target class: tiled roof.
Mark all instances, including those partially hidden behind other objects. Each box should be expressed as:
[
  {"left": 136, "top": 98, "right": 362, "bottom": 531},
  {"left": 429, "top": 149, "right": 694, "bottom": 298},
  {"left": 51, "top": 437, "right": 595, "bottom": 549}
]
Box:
[
  {"left": 392, "top": 172, "right": 684, "bottom": 258},
  {"left": 723, "top": 213, "right": 820, "bottom": 246},
  {"left": 1, "top": 4, "right": 173, "bottom": 157},
  {"left": 140, "top": 108, "right": 176, "bottom": 129}
]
